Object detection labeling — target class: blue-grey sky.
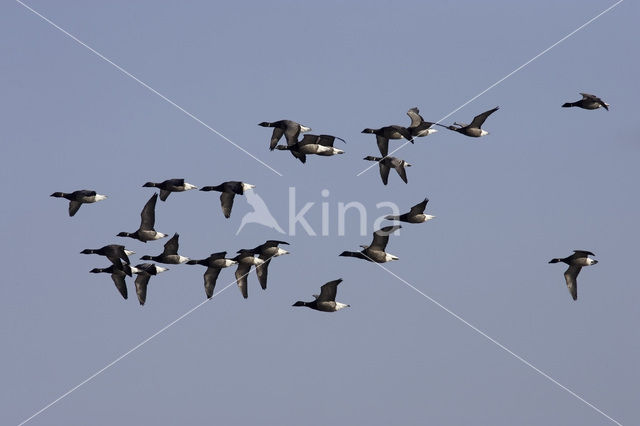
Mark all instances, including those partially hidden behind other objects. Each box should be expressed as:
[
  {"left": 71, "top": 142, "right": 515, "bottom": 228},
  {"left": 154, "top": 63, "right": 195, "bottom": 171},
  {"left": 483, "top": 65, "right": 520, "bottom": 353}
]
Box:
[{"left": 2, "top": 1, "right": 639, "bottom": 425}]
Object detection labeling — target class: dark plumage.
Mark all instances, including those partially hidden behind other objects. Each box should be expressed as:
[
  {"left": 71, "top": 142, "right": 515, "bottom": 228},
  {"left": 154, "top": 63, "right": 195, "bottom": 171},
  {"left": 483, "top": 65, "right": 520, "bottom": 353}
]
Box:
[
  {"left": 50, "top": 190, "right": 107, "bottom": 217},
  {"left": 406, "top": 107, "right": 438, "bottom": 138},
  {"left": 562, "top": 93, "right": 609, "bottom": 110},
  {"left": 200, "top": 181, "right": 255, "bottom": 219},
  {"left": 186, "top": 252, "right": 237, "bottom": 299},
  {"left": 248, "top": 240, "right": 289, "bottom": 290},
  {"left": 363, "top": 156, "right": 411, "bottom": 185},
  {"left": 361, "top": 125, "right": 413, "bottom": 156},
  {"left": 90, "top": 259, "right": 132, "bottom": 300},
  {"left": 292, "top": 279, "right": 350, "bottom": 312},
  {"left": 231, "top": 249, "right": 264, "bottom": 299},
  {"left": 549, "top": 250, "right": 598, "bottom": 300},
  {"left": 258, "top": 120, "right": 311, "bottom": 150},
  {"left": 275, "top": 134, "right": 345, "bottom": 163},
  {"left": 143, "top": 178, "right": 197, "bottom": 201},
  {"left": 436, "top": 106, "right": 499, "bottom": 137},
  {"left": 131, "top": 263, "right": 169, "bottom": 306},
  {"left": 339, "top": 225, "right": 401, "bottom": 263},
  {"left": 81, "top": 244, "right": 134, "bottom": 265},
  {"left": 116, "top": 193, "right": 167, "bottom": 242},
  {"left": 140, "top": 233, "right": 190, "bottom": 264},
  {"left": 385, "top": 198, "right": 435, "bottom": 223}
]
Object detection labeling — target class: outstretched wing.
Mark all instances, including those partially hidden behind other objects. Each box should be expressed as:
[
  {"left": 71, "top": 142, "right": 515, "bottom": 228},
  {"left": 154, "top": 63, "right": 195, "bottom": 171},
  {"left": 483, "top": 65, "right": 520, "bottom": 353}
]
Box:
[
  {"left": 573, "top": 250, "right": 595, "bottom": 257},
  {"left": 469, "top": 107, "right": 499, "bottom": 129},
  {"left": 219, "top": 192, "right": 235, "bottom": 219},
  {"left": 162, "top": 233, "right": 180, "bottom": 256},
  {"left": 406, "top": 107, "right": 424, "bottom": 128},
  {"left": 370, "top": 225, "right": 401, "bottom": 251},
  {"left": 204, "top": 267, "right": 222, "bottom": 298},
  {"left": 409, "top": 198, "right": 429, "bottom": 215},
  {"left": 68, "top": 201, "right": 82, "bottom": 217},
  {"left": 255, "top": 258, "right": 271, "bottom": 290},
  {"left": 564, "top": 265, "right": 581, "bottom": 301},
  {"left": 269, "top": 128, "right": 285, "bottom": 150},
  {"left": 379, "top": 162, "right": 390, "bottom": 185},
  {"left": 159, "top": 189, "right": 171, "bottom": 201},
  {"left": 376, "top": 134, "right": 389, "bottom": 157},
  {"left": 235, "top": 262, "right": 251, "bottom": 299},
  {"left": 318, "top": 279, "right": 342, "bottom": 302},
  {"left": 140, "top": 193, "right": 158, "bottom": 230},
  {"left": 284, "top": 122, "right": 301, "bottom": 146},
  {"left": 394, "top": 162, "right": 409, "bottom": 184},
  {"left": 134, "top": 274, "right": 151, "bottom": 305},
  {"left": 111, "top": 272, "right": 128, "bottom": 300}
]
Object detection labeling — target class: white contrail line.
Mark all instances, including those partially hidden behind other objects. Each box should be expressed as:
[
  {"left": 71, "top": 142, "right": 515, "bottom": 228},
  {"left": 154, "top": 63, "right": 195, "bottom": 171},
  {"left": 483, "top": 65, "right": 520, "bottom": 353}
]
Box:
[
  {"left": 371, "top": 262, "right": 623, "bottom": 426},
  {"left": 16, "top": 0, "right": 283, "bottom": 177},
  {"left": 356, "top": 0, "right": 624, "bottom": 177}
]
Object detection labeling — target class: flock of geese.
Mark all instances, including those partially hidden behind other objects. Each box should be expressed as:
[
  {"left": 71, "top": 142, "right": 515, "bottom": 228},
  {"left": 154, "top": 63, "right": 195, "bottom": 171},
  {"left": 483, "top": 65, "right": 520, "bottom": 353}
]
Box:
[{"left": 51, "top": 92, "right": 608, "bottom": 309}]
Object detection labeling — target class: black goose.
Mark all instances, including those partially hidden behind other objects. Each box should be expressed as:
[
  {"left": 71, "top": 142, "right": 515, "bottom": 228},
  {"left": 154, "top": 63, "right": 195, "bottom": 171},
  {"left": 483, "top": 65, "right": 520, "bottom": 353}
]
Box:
[
  {"left": 143, "top": 178, "right": 197, "bottom": 201},
  {"left": 117, "top": 193, "right": 167, "bottom": 243},
  {"left": 292, "top": 279, "right": 350, "bottom": 312},
  {"left": 436, "top": 106, "right": 499, "bottom": 137},
  {"left": 200, "top": 181, "right": 255, "bottom": 219},
  {"left": 131, "top": 263, "right": 169, "bottom": 306},
  {"left": 90, "top": 259, "right": 132, "bottom": 300},
  {"left": 549, "top": 250, "right": 598, "bottom": 300},
  {"left": 363, "top": 156, "right": 411, "bottom": 185},
  {"left": 186, "top": 252, "right": 237, "bottom": 299},
  {"left": 339, "top": 225, "right": 401, "bottom": 263},
  {"left": 275, "top": 134, "right": 345, "bottom": 164},
  {"left": 258, "top": 120, "right": 311, "bottom": 150},
  {"left": 50, "top": 190, "right": 107, "bottom": 217},
  {"left": 562, "top": 93, "right": 609, "bottom": 111},
  {"left": 231, "top": 249, "right": 264, "bottom": 299},
  {"left": 361, "top": 125, "right": 413, "bottom": 157},
  {"left": 386, "top": 198, "right": 435, "bottom": 223},
  {"left": 248, "top": 240, "right": 289, "bottom": 290},
  {"left": 407, "top": 107, "right": 438, "bottom": 138},
  {"left": 81, "top": 244, "right": 134, "bottom": 265},
  {"left": 140, "top": 233, "right": 189, "bottom": 264}
]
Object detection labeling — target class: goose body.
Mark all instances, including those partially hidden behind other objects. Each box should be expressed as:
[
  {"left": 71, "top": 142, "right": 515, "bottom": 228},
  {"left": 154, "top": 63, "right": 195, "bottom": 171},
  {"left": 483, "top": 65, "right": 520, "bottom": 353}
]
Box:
[
  {"left": 562, "top": 93, "right": 609, "bottom": 110},
  {"left": 436, "top": 106, "right": 499, "bottom": 137},
  {"left": 232, "top": 250, "right": 265, "bottom": 299},
  {"left": 90, "top": 259, "right": 132, "bottom": 300},
  {"left": 362, "top": 125, "right": 413, "bottom": 157},
  {"left": 50, "top": 190, "right": 107, "bottom": 216},
  {"left": 363, "top": 156, "right": 411, "bottom": 185},
  {"left": 140, "top": 233, "right": 190, "bottom": 264},
  {"left": 259, "top": 120, "right": 311, "bottom": 150},
  {"left": 276, "top": 134, "right": 345, "bottom": 163},
  {"left": 293, "top": 279, "right": 349, "bottom": 312},
  {"left": 340, "top": 225, "right": 401, "bottom": 263},
  {"left": 131, "top": 263, "right": 169, "bottom": 306},
  {"left": 407, "top": 107, "right": 438, "bottom": 138},
  {"left": 200, "top": 181, "right": 255, "bottom": 219},
  {"left": 249, "top": 240, "right": 290, "bottom": 290},
  {"left": 117, "top": 193, "right": 167, "bottom": 242},
  {"left": 143, "top": 178, "right": 197, "bottom": 201},
  {"left": 187, "top": 251, "right": 238, "bottom": 298},
  {"left": 386, "top": 198, "right": 435, "bottom": 223},
  {"left": 81, "top": 244, "right": 134, "bottom": 265},
  {"left": 549, "top": 250, "right": 598, "bottom": 300}
]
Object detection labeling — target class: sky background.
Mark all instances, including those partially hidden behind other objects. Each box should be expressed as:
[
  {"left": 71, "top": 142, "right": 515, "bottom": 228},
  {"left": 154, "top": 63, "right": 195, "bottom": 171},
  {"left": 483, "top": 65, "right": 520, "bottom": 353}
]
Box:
[{"left": 2, "top": 1, "right": 639, "bottom": 425}]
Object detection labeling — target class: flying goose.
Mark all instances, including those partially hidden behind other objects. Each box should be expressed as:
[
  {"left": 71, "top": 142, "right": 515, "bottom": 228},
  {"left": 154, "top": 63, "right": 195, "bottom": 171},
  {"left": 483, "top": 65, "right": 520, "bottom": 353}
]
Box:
[
  {"left": 292, "top": 279, "right": 350, "bottom": 312},
  {"left": 407, "top": 107, "right": 438, "bottom": 138},
  {"left": 248, "top": 240, "right": 289, "bottom": 290},
  {"left": 562, "top": 93, "right": 609, "bottom": 110},
  {"left": 131, "top": 263, "right": 169, "bottom": 306},
  {"left": 361, "top": 125, "right": 413, "bottom": 157},
  {"left": 231, "top": 249, "right": 265, "bottom": 299},
  {"left": 186, "top": 252, "right": 238, "bottom": 299},
  {"left": 339, "top": 225, "right": 401, "bottom": 263},
  {"left": 81, "top": 244, "right": 135, "bottom": 265},
  {"left": 258, "top": 120, "right": 311, "bottom": 150},
  {"left": 436, "top": 106, "right": 499, "bottom": 137},
  {"left": 549, "top": 250, "right": 598, "bottom": 300},
  {"left": 50, "top": 190, "right": 107, "bottom": 217},
  {"left": 140, "top": 233, "right": 189, "bottom": 264},
  {"left": 117, "top": 193, "right": 167, "bottom": 243},
  {"left": 143, "top": 178, "right": 198, "bottom": 201},
  {"left": 363, "top": 156, "right": 411, "bottom": 185},
  {"left": 275, "top": 134, "right": 345, "bottom": 164},
  {"left": 386, "top": 198, "right": 435, "bottom": 223},
  {"left": 200, "top": 181, "right": 255, "bottom": 219},
  {"left": 90, "top": 259, "right": 133, "bottom": 300}
]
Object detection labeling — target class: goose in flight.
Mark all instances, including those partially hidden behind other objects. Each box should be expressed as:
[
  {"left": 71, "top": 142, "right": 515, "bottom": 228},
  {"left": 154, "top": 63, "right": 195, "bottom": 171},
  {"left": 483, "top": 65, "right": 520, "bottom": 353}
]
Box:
[
  {"left": 140, "top": 233, "right": 190, "bottom": 264},
  {"left": 562, "top": 93, "right": 609, "bottom": 111},
  {"left": 81, "top": 244, "right": 135, "bottom": 265},
  {"left": 50, "top": 190, "right": 107, "bottom": 217},
  {"left": 436, "top": 106, "right": 499, "bottom": 137},
  {"left": 248, "top": 240, "right": 289, "bottom": 290},
  {"left": 549, "top": 250, "right": 598, "bottom": 300},
  {"left": 293, "top": 279, "right": 350, "bottom": 312},
  {"left": 232, "top": 249, "right": 265, "bottom": 299},
  {"left": 363, "top": 156, "right": 411, "bottom": 185},
  {"left": 406, "top": 107, "right": 438, "bottom": 138},
  {"left": 259, "top": 120, "right": 311, "bottom": 150},
  {"left": 117, "top": 193, "right": 168, "bottom": 242},
  {"left": 131, "top": 263, "right": 169, "bottom": 306},
  {"left": 361, "top": 125, "right": 413, "bottom": 156},
  {"left": 143, "top": 178, "right": 197, "bottom": 201},
  {"left": 200, "top": 181, "right": 255, "bottom": 219},
  {"left": 386, "top": 198, "right": 435, "bottom": 223},
  {"left": 89, "top": 259, "right": 133, "bottom": 300},
  {"left": 339, "top": 225, "right": 401, "bottom": 263},
  {"left": 276, "top": 134, "right": 345, "bottom": 163},
  {"left": 187, "top": 252, "right": 238, "bottom": 299}
]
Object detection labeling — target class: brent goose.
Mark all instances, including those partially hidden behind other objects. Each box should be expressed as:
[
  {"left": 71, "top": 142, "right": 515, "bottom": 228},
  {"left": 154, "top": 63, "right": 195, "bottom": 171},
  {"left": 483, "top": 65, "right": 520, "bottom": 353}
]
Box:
[
  {"left": 361, "top": 125, "right": 413, "bottom": 157},
  {"left": 248, "top": 240, "right": 289, "bottom": 290},
  {"left": 562, "top": 93, "right": 609, "bottom": 111},
  {"left": 363, "top": 156, "right": 411, "bottom": 185},
  {"left": 258, "top": 120, "right": 311, "bottom": 150},
  {"left": 90, "top": 259, "right": 133, "bottom": 300},
  {"left": 117, "top": 193, "right": 167, "bottom": 242},
  {"left": 200, "top": 181, "right": 255, "bottom": 219},
  {"left": 81, "top": 244, "right": 135, "bottom": 265},
  {"left": 340, "top": 225, "right": 401, "bottom": 263},
  {"left": 407, "top": 107, "right": 438, "bottom": 138},
  {"left": 140, "top": 233, "right": 189, "bottom": 264},
  {"left": 231, "top": 249, "right": 265, "bottom": 299},
  {"left": 436, "top": 106, "right": 499, "bottom": 137},
  {"left": 131, "top": 263, "right": 169, "bottom": 306},
  {"left": 386, "top": 198, "right": 435, "bottom": 223},
  {"left": 549, "top": 250, "right": 598, "bottom": 300},
  {"left": 275, "top": 134, "right": 345, "bottom": 164},
  {"left": 50, "top": 190, "right": 107, "bottom": 217},
  {"left": 292, "top": 279, "right": 350, "bottom": 312},
  {"left": 186, "top": 252, "right": 237, "bottom": 298},
  {"left": 143, "top": 178, "right": 197, "bottom": 201}
]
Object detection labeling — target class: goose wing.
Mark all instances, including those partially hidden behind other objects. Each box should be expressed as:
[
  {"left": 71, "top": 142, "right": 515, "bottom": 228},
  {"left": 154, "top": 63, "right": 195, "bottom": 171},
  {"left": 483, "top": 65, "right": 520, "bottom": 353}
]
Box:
[
  {"left": 318, "top": 279, "right": 342, "bottom": 302},
  {"left": 564, "top": 265, "right": 581, "bottom": 301},
  {"left": 134, "top": 273, "right": 151, "bottom": 305},
  {"left": 379, "top": 161, "right": 390, "bottom": 185},
  {"left": 469, "top": 107, "right": 499, "bottom": 129},
  {"left": 269, "top": 127, "right": 285, "bottom": 150},
  {"left": 255, "top": 257, "right": 271, "bottom": 290},
  {"left": 573, "top": 250, "right": 595, "bottom": 257},
  {"left": 407, "top": 107, "right": 424, "bottom": 128},
  {"left": 111, "top": 272, "right": 128, "bottom": 300},
  {"left": 409, "top": 198, "right": 429, "bottom": 215},
  {"left": 235, "top": 262, "right": 251, "bottom": 299},
  {"left": 204, "top": 267, "right": 222, "bottom": 298},
  {"left": 159, "top": 189, "right": 171, "bottom": 201},
  {"left": 284, "top": 121, "right": 302, "bottom": 146},
  {"left": 392, "top": 160, "right": 409, "bottom": 184},
  {"left": 370, "top": 225, "right": 401, "bottom": 251},
  {"left": 162, "top": 233, "right": 180, "bottom": 256},
  {"left": 376, "top": 134, "right": 389, "bottom": 157},
  {"left": 219, "top": 192, "right": 235, "bottom": 219},
  {"left": 68, "top": 201, "right": 82, "bottom": 217},
  {"left": 140, "top": 193, "right": 158, "bottom": 230}
]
